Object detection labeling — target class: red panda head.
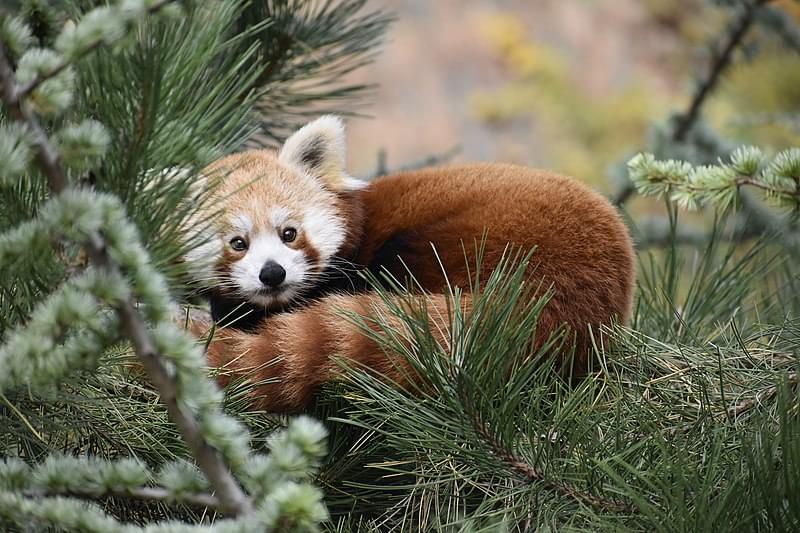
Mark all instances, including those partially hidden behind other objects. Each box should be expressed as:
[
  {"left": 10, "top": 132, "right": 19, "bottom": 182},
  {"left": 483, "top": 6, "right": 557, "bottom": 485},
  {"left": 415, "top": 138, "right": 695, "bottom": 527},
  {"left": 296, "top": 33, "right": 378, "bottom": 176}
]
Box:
[{"left": 186, "top": 116, "right": 366, "bottom": 309}]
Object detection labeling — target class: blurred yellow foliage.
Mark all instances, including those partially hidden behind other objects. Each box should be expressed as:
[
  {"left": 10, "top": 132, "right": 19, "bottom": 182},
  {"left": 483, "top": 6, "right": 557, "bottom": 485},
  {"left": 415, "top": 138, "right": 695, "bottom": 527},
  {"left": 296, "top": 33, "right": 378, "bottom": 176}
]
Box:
[
  {"left": 711, "top": 51, "right": 800, "bottom": 149},
  {"left": 776, "top": 0, "right": 800, "bottom": 19},
  {"left": 473, "top": 9, "right": 800, "bottom": 189},
  {"left": 471, "top": 14, "right": 665, "bottom": 187}
]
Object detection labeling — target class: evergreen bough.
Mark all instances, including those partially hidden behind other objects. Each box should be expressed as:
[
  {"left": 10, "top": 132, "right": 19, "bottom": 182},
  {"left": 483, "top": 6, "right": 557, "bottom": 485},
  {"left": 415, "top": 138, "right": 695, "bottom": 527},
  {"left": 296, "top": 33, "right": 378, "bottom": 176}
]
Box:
[
  {"left": 629, "top": 147, "right": 800, "bottom": 212},
  {"left": 0, "top": 1, "right": 336, "bottom": 530}
]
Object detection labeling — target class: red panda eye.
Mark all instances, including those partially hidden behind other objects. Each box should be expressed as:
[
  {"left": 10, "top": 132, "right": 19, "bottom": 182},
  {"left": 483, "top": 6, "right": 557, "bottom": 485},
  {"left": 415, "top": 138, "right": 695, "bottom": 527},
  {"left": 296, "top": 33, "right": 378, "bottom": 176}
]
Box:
[
  {"left": 229, "top": 237, "right": 248, "bottom": 251},
  {"left": 282, "top": 227, "right": 297, "bottom": 243}
]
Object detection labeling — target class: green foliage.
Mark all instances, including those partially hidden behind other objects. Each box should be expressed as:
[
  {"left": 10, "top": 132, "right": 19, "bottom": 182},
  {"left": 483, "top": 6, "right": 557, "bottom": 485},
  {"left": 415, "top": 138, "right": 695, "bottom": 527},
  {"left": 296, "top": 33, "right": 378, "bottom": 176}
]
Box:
[
  {"left": 0, "top": 122, "right": 33, "bottom": 180},
  {"left": 235, "top": 0, "right": 392, "bottom": 143},
  {"left": 0, "top": 0, "right": 388, "bottom": 529},
  {"left": 0, "top": 414, "right": 329, "bottom": 529},
  {"left": 0, "top": 14, "right": 34, "bottom": 57},
  {"left": 629, "top": 147, "right": 800, "bottom": 211},
  {"left": 300, "top": 3, "right": 800, "bottom": 522}
]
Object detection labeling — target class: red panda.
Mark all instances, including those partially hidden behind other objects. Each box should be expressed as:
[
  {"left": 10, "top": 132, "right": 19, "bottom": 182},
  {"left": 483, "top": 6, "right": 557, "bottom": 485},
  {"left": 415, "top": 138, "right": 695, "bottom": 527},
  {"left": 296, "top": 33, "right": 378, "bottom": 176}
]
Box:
[{"left": 184, "top": 116, "right": 636, "bottom": 413}]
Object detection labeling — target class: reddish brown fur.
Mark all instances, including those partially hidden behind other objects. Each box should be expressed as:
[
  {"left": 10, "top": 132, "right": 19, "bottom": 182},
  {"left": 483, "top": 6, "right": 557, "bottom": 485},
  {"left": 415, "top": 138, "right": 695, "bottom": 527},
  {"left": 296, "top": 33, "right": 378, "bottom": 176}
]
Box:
[
  {"left": 190, "top": 161, "right": 636, "bottom": 412},
  {"left": 201, "top": 150, "right": 364, "bottom": 305},
  {"left": 191, "top": 293, "right": 452, "bottom": 411},
  {"left": 357, "top": 164, "right": 635, "bottom": 367}
]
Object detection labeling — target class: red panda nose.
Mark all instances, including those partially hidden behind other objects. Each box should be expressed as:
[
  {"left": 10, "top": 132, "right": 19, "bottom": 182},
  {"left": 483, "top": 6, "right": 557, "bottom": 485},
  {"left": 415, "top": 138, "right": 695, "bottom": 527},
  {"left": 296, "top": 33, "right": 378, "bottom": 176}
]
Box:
[{"left": 259, "top": 261, "right": 286, "bottom": 287}]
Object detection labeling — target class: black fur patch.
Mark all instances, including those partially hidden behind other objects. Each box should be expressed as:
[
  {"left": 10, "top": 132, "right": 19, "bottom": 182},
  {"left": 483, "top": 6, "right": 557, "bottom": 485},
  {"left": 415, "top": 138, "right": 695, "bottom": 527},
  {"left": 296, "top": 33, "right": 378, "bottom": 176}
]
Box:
[
  {"left": 209, "top": 294, "right": 271, "bottom": 332},
  {"left": 366, "top": 231, "right": 419, "bottom": 290},
  {"left": 300, "top": 138, "right": 326, "bottom": 170}
]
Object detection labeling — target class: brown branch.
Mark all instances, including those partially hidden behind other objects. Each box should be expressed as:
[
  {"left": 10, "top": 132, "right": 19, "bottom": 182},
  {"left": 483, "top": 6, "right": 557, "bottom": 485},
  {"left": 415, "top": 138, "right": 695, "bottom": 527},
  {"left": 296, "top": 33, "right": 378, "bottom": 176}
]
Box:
[
  {"left": 737, "top": 176, "right": 800, "bottom": 198},
  {"left": 24, "top": 486, "right": 221, "bottom": 510},
  {"left": 365, "top": 145, "right": 462, "bottom": 180},
  {"left": 727, "top": 371, "right": 798, "bottom": 418},
  {"left": 672, "top": 0, "right": 774, "bottom": 142},
  {"left": 638, "top": 173, "right": 800, "bottom": 201},
  {"left": 457, "top": 380, "right": 633, "bottom": 514},
  {"left": 469, "top": 407, "right": 633, "bottom": 513},
  {"left": 0, "top": 43, "right": 253, "bottom": 517},
  {"left": 614, "top": 0, "right": 774, "bottom": 207}
]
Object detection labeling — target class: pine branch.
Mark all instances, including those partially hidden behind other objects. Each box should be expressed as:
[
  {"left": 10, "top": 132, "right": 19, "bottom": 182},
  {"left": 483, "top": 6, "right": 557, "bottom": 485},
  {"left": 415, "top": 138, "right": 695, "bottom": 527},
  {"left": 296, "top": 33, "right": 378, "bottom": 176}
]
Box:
[
  {"left": 23, "top": 485, "right": 220, "bottom": 509},
  {"left": 15, "top": 0, "right": 176, "bottom": 100},
  {"left": 364, "top": 144, "right": 462, "bottom": 180},
  {"left": 727, "top": 371, "right": 799, "bottom": 419},
  {"left": 0, "top": 43, "right": 253, "bottom": 517},
  {"left": 640, "top": 172, "right": 798, "bottom": 200},
  {"left": 628, "top": 148, "right": 800, "bottom": 215},
  {"left": 238, "top": 0, "right": 392, "bottom": 143},
  {"left": 458, "top": 379, "right": 633, "bottom": 514},
  {"left": 672, "top": 0, "right": 774, "bottom": 142}
]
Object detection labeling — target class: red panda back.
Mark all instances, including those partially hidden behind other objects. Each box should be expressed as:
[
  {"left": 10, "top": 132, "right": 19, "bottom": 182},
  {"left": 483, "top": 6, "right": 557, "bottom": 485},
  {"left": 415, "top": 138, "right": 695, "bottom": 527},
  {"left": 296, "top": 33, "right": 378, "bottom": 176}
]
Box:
[{"left": 354, "top": 163, "right": 636, "bottom": 371}]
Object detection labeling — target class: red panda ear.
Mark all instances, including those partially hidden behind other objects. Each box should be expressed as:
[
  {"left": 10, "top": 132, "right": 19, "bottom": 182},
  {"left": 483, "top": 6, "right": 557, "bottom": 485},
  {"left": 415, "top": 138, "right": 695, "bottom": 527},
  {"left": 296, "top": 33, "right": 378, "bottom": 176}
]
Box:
[{"left": 279, "top": 115, "right": 367, "bottom": 192}]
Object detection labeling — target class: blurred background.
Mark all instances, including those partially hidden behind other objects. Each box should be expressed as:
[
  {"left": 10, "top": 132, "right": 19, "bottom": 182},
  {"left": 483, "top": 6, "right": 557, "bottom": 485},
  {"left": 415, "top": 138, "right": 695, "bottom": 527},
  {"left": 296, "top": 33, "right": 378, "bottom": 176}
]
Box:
[{"left": 345, "top": 0, "right": 800, "bottom": 201}]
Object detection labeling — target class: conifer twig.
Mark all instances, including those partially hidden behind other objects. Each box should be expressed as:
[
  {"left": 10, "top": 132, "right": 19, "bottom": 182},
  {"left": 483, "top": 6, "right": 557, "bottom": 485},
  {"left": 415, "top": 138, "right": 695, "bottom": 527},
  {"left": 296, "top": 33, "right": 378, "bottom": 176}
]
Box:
[
  {"left": 457, "top": 380, "right": 633, "bottom": 514},
  {"left": 727, "top": 371, "right": 798, "bottom": 418},
  {"left": 0, "top": 43, "right": 254, "bottom": 517},
  {"left": 366, "top": 145, "right": 462, "bottom": 179},
  {"left": 24, "top": 486, "right": 221, "bottom": 509},
  {"left": 672, "top": 0, "right": 774, "bottom": 142}
]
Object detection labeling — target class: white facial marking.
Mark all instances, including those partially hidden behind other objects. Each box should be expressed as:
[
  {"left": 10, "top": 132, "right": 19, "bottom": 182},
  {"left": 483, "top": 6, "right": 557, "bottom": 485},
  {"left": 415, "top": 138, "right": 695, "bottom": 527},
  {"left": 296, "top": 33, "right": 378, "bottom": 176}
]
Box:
[
  {"left": 184, "top": 232, "right": 223, "bottom": 282},
  {"left": 303, "top": 205, "right": 346, "bottom": 262},
  {"left": 230, "top": 231, "right": 309, "bottom": 307},
  {"left": 270, "top": 206, "right": 292, "bottom": 228},
  {"left": 231, "top": 213, "right": 253, "bottom": 235}
]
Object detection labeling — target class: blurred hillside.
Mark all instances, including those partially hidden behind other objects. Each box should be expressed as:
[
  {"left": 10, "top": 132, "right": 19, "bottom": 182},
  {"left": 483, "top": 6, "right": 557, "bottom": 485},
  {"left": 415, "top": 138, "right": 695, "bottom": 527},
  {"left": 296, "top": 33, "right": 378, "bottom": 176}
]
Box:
[{"left": 346, "top": 0, "right": 800, "bottom": 189}]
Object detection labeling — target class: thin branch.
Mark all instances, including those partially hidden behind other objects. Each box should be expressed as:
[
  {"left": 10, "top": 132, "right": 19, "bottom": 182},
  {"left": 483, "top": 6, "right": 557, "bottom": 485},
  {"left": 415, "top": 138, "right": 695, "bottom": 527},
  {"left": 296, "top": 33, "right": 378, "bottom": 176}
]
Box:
[
  {"left": 0, "top": 43, "right": 253, "bottom": 517},
  {"left": 738, "top": 176, "right": 800, "bottom": 198},
  {"left": 16, "top": 0, "right": 175, "bottom": 100},
  {"left": 457, "top": 380, "right": 633, "bottom": 514},
  {"left": 672, "top": 0, "right": 774, "bottom": 142},
  {"left": 468, "top": 406, "right": 633, "bottom": 513},
  {"left": 364, "top": 145, "right": 462, "bottom": 180},
  {"left": 24, "top": 486, "right": 221, "bottom": 510},
  {"left": 727, "top": 371, "right": 798, "bottom": 418},
  {"left": 640, "top": 174, "right": 800, "bottom": 199},
  {"left": 16, "top": 40, "right": 101, "bottom": 99},
  {"left": 614, "top": 0, "right": 773, "bottom": 207}
]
